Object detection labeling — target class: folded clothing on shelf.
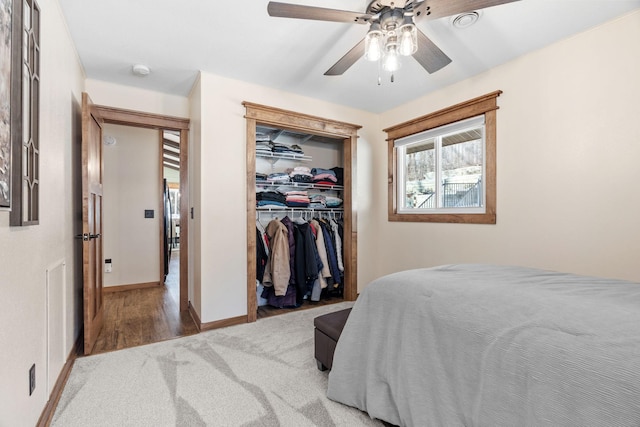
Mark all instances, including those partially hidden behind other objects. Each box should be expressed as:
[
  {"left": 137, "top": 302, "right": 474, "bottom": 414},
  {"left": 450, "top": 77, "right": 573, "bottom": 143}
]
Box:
[
  {"left": 331, "top": 167, "right": 344, "bottom": 186},
  {"left": 256, "top": 133, "right": 271, "bottom": 142},
  {"left": 256, "top": 144, "right": 273, "bottom": 154},
  {"left": 256, "top": 191, "right": 286, "bottom": 205},
  {"left": 309, "top": 194, "right": 327, "bottom": 208},
  {"left": 309, "top": 167, "right": 339, "bottom": 186},
  {"left": 311, "top": 167, "right": 335, "bottom": 176},
  {"left": 271, "top": 142, "right": 304, "bottom": 156},
  {"left": 267, "top": 172, "right": 291, "bottom": 183},
  {"left": 257, "top": 200, "right": 286, "bottom": 208},
  {"left": 325, "top": 196, "right": 343, "bottom": 207},
  {"left": 288, "top": 166, "right": 313, "bottom": 183}
]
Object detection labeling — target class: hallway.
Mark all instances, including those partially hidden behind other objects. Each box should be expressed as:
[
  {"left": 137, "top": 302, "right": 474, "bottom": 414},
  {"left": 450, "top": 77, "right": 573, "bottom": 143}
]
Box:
[{"left": 91, "top": 251, "right": 197, "bottom": 354}]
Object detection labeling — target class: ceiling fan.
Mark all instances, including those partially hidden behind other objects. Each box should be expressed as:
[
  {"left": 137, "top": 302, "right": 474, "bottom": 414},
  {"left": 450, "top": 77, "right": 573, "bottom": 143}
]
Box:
[{"left": 267, "top": 0, "right": 520, "bottom": 77}]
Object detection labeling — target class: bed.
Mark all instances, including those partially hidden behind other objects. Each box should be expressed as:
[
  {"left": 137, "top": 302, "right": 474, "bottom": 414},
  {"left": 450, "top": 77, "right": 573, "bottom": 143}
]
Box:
[{"left": 326, "top": 264, "right": 640, "bottom": 426}]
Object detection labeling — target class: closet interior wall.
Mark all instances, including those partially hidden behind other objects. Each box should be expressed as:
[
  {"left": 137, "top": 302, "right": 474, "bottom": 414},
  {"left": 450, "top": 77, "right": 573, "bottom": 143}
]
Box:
[{"left": 244, "top": 102, "right": 361, "bottom": 322}]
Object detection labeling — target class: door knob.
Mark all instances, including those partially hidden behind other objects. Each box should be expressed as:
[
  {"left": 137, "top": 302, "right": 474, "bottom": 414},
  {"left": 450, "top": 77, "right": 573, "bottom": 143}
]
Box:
[{"left": 75, "top": 233, "right": 100, "bottom": 241}]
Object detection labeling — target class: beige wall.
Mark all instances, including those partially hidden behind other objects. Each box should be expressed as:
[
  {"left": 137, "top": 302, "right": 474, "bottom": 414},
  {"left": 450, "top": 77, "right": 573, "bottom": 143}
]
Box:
[
  {"left": 374, "top": 10, "right": 640, "bottom": 283},
  {"left": 0, "top": 0, "right": 85, "bottom": 425},
  {"left": 103, "top": 124, "right": 161, "bottom": 287}
]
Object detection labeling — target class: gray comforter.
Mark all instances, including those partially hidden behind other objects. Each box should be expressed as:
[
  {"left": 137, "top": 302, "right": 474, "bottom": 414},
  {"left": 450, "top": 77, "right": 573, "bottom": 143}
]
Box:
[{"left": 327, "top": 264, "right": 640, "bottom": 426}]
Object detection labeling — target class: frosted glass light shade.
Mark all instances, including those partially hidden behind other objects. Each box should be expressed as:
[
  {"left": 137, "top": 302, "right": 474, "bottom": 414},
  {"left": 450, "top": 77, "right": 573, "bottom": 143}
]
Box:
[
  {"left": 383, "top": 45, "right": 401, "bottom": 72},
  {"left": 365, "top": 26, "right": 383, "bottom": 61},
  {"left": 398, "top": 23, "right": 417, "bottom": 56}
]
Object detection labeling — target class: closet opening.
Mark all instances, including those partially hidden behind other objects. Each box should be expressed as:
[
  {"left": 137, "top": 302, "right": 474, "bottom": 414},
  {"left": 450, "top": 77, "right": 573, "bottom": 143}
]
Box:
[{"left": 244, "top": 102, "right": 361, "bottom": 322}]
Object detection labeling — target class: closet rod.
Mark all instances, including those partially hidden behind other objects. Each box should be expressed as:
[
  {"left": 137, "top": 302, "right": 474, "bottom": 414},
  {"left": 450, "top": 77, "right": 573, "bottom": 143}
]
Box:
[{"left": 257, "top": 208, "right": 343, "bottom": 220}]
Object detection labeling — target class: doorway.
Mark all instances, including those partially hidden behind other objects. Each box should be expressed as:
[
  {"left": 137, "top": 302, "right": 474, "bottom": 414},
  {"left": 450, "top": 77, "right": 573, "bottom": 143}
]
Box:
[{"left": 83, "top": 102, "right": 193, "bottom": 354}]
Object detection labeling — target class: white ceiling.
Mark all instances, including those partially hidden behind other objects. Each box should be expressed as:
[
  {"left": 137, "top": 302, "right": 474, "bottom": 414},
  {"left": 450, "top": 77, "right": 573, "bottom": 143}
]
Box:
[{"left": 57, "top": 0, "right": 640, "bottom": 113}]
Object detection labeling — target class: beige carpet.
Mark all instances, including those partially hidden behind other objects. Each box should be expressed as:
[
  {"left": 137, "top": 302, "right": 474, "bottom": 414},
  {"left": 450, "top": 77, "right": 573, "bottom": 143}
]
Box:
[{"left": 52, "top": 302, "right": 384, "bottom": 426}]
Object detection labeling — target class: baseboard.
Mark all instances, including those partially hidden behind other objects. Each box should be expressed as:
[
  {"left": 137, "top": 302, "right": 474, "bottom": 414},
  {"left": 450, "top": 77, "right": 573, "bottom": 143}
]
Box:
[
  {"left": 36, "top": 332, "right": 83, "bottom": 427},
  {"left": 200, "top": 315, "right": 248, "bottom": 331},
  {"left": 188, "top": 301, "right": 202, "bottom": 333},
  {"left": 103, "top": 281, "right": 161, "bottom": 293},
  {"left": 188, "top": 301, "right": 248, "bottom": 332}
]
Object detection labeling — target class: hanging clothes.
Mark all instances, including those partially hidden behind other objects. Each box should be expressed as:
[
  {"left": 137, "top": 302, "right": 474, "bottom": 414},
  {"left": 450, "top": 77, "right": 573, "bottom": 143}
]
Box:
[
  {"left": 260, "top": 215, "right": 300, "bottom": 308},
  {"left": 256, "top": 227, "right": 268, "bottom": 283},
  {"left": 310, "top": 219, "right": 332, "bottom": 290},
  {"left": 319, "top": 219, "right": 341, "bottom": 287},
  {"left": 293, "top": 220, "right": 322, "bottom": 305},
  {"left": 280, "top": 216, "right": 296, "bottom": 286},
  {"left": 256, "top": 213, "right": 345, "bottom": 306},
  {"left": 330, "top": 218, "right": 344, "bottom": 273},
  {"left": 262, "top": 219, "right": 290, "bottom": 296}
]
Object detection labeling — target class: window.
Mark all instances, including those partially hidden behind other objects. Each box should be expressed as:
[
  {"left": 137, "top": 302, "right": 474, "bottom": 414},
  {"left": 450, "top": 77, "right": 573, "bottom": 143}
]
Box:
[{"left": 386, "top": 91, "right": 501, "bottom": 224}]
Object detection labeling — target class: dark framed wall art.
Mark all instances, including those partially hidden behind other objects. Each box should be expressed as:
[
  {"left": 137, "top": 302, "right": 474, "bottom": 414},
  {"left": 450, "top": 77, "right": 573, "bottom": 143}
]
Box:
[
  {"left": 0, "top": 0, "right": 12, "bottom": 210},
  {"left": 6, "top": 0, "right": 40, "bottom": 225}
]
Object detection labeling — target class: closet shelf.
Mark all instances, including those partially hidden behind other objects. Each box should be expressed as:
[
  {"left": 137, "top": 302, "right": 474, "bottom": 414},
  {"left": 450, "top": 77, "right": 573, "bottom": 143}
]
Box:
[
  {"left": 256, "top": 152, "right": 312, "bottom": 162},
  {"left": 256, "top": 180, "right": 343, "bottom": 191}
]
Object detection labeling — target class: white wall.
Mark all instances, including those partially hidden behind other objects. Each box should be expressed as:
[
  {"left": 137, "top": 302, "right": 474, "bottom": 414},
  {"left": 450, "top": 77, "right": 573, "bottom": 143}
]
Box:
[
  {"left": 85, "top": 79, "right": 190, "bottom": 118},
  {"left": 373, "top": 10, "right": 640, "bottom": 283},
  {"left": 103, "top": 124, "right": 160, "bottom": 287},
  {"left": 192, "top": 72, "right": 378, "bottom": 323},
  {"left": 0, "top": 0, "right": 85, "bottom": 425}
]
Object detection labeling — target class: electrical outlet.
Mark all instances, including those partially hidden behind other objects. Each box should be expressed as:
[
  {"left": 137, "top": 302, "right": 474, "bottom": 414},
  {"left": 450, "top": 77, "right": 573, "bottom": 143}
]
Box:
[{"left": 29, "top": 364, "right": 35, "bottom": 396}]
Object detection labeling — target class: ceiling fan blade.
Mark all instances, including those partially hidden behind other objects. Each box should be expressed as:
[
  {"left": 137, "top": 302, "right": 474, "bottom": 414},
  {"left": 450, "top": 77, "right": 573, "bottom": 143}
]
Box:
[
  {"left": 422, "top": 0, "right": 520, "bottom": 21},
  {"left": 267, "top": 2, "right": 371, "bottom": 24},
  {"left": 324, "top": 39, "right": 366, "bottom": 76},
  {"left": 413, "top": 29, "right": 452, "bottom": 74}
]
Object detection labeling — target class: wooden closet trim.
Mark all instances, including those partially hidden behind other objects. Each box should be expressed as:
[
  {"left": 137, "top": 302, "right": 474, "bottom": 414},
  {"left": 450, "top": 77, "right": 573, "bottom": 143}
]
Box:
[{"left": 243, "top": 102, "right": 361, "bottom": 322}]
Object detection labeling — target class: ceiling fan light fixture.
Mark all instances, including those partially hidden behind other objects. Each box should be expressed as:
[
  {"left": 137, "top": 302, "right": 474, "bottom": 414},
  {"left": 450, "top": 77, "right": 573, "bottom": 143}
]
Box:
[
  {"left": 364, "top": 23, "right": 383, "bottom": 61},
  {"left": 398, "top": 19, "right": 417, "bottom": 56}
]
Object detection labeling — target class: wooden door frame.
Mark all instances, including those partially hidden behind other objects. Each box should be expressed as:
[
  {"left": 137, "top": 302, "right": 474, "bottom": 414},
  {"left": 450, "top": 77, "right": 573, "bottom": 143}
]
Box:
[
  {"left": 243, "top": 102, "right": 361, "bottom": 322},
  {"left": 94, "top": 104, "right": 190, "bottom": 312}
]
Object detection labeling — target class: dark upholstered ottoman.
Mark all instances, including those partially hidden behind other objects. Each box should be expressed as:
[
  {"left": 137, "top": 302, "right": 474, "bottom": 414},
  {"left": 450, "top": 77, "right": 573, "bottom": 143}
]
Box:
[{"left": 314, "top": 308, "right": 352, "bottom": 371}]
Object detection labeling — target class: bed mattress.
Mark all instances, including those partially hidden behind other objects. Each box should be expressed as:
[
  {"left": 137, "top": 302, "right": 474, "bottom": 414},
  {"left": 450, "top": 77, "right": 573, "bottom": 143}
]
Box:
[{"left": 327, "top": 264, "right": 640, "bottom": 426}]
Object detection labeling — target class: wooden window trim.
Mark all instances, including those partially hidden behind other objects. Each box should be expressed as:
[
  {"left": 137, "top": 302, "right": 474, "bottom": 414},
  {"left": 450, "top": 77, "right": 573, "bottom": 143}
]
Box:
[{"left": 385, "top": 90, "right": 502, "bottom": 224}]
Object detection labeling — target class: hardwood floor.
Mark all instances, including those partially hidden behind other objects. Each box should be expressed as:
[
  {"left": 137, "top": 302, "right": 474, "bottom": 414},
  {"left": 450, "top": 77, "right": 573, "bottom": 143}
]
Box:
[
  {"left": 91, "top": 250, "right": 197, "bottom": 354},
  {"left": 91, "top": 251, "right": 345, "bottom": 353},
  {"left": 257, "top": 293, "right": 344, "bottom": 319}
]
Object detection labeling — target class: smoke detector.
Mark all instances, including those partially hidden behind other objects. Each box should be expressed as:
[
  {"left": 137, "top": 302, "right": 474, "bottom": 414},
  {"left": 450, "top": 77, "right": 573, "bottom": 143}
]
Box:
[{"left": 132, "top": 64, "right": 151, "bottom": 77}]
